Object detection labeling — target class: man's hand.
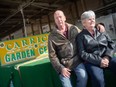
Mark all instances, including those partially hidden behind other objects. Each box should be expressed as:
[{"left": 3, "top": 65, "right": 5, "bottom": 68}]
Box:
[
  {"left": 61, "top": 67, "right": 71, "bottom": 78},
  {"left": 100, "top": 56, "right": 109, "bottom": 68}
]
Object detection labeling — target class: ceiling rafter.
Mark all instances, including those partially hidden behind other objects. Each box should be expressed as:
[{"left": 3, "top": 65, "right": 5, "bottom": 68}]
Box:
[
  {"left": 0, "top": 0, "right": 35, "bottom": 26},
  {"left": 0, "top": 0, "right": 63, "bottom": 38}
]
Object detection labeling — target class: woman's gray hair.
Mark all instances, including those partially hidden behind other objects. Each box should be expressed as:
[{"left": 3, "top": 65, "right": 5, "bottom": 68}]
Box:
[{"left": 81, "top": 10, "right": 96, "bottom": 21}]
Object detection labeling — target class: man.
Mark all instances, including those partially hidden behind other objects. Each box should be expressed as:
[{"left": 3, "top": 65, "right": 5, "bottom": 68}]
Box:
[
  {"left": 48, "top": 10, "right": 88, "bottom": 87},
  {"left": 76, "top": 10, "right": 116, "bottom": 87}
]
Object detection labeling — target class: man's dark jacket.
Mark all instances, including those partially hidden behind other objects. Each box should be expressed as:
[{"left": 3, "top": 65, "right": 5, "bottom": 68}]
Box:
[{"left": 48, "top": 23, "right": 82, "bottom": 73}]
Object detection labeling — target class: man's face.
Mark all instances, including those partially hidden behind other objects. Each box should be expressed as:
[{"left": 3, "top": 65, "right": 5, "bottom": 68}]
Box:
[
  {"left": 82, "top": 16, "right": 96, "bottom": 29},
  {"left": 54, "top": 11, "right": 66, "bottom": 30}
]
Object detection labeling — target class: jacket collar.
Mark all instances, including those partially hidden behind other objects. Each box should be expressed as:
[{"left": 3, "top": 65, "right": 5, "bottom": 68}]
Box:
[
  {"left": 51, "top": 23, "right": 72, "bottom": 36},
  {"left": 83, "top": 28, "right": 101, "bottom": 38}
]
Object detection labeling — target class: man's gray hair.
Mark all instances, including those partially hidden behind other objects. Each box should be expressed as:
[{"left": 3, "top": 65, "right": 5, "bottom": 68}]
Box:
[{"left": 81, "top": 10, "right": 96, "bottom": 21}]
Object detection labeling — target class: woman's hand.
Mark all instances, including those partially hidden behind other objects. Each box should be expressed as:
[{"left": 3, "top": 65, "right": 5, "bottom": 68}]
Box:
[{"left": 100, "top": 56, "right": 109, "bottom": 68}]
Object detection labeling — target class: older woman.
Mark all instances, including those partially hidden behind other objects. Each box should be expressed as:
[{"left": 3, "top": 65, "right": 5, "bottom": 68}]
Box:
[{"left": 76, "top": 10, "right": 116, "bottom": 87}]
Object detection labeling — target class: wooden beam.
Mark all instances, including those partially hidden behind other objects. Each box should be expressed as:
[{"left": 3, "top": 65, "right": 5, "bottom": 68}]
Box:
[
  {"left": 31, "top": 23, "right": 34, "bottom": 35},
  {"left": 39, "top": 19, "right": 43, "bottom": 34},
  {"left": 47, "top": 14, "right": 51, "bottom": 31}
]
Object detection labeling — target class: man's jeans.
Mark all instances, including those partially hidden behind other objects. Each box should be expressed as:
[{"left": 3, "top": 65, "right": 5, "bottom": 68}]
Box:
[{"left": 59, "top": 63, "right": 88, "bottom": 87}]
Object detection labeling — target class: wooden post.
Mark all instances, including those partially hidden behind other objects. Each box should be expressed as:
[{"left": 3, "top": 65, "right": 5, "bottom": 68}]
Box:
[
  {"left": 47, "top": 14, "right": 51, "bottom": 31},
  {"left": 74, "top": 1, "right": 79, "bottom": 19},
  {"left": 39, "top": 19, "right": 43, "bottom": 34},
  {"left": 31, "top": 23, "right": 34, "bottom": 35},
  {"left": 81, "top": 0, "right": 87, "bottom": 11}
]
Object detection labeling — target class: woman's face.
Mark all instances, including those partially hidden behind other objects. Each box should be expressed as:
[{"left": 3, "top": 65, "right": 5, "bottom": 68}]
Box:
[{"left": 82, "top": 16, "right": 96, "bottom": 30}]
